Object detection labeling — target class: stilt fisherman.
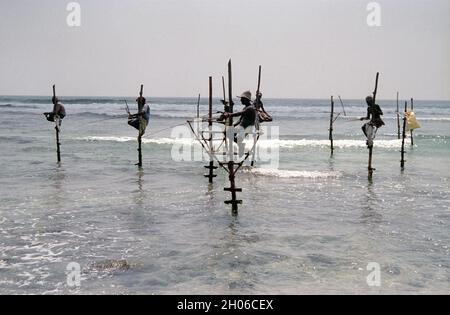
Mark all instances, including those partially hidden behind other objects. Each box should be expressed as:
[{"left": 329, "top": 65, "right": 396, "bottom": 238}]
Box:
[
  {"left": 44, "top": 96, "right": 66, "bottom": 130},
  {"left": 128, "top": 95, "right": 150, "bottom": 136},
  {"left": 223, "top": 91, "right": 256, "bottom": 157},
  {"left": 360, "top": 95, "right": 384, "bottom": 148}
]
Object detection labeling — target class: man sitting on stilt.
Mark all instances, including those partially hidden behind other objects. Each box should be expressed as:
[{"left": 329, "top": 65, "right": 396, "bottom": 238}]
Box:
[
  {"left": 254, "top": 91, "right": 272, "bottom": 123},
  {"left": 360, "top": 95, "right": 385, "bottom": 148},
  {"left": 223, "top": 91, "right": 256, "bottom": 158},
  {"left": 44, "top": 97, "right": 66, "bottom": 130},
  {"left": 128, "top": 96, "right": 150, "bottom": 136}
]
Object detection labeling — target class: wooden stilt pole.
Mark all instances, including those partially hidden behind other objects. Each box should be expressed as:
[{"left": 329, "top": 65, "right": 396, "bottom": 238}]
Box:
[
  {"left": 401, "top": 101, "right": 407, "bottom": 169},
  {"left": 138, "top": 136, "right": 142, "bottom": 167},
  {"left": 52, "top": 85, "right": 61, "bottom": 163},
  {"left": 55, "top": 125, "right": 61, "bottom": 163},
  {"left": 222, "top": 76, "right": 226, "bottom": 104},
  {"left": 225, "top": 161, "right": 242, "bottom": 215},
  {"left": 228, "top": 60, "right": 233, "bottom": 114},
  {"left": 251, "top": 65, "right": 262, "bottom": 167},
  {"left": 329, "top": 96, "right": 335, "bottom": 155},
  {"left": 204, "top": 76, "right": 217, "bottom": 183},
  {"left": 137, "top": 84, "right": 144, "bottom": 168},
  {"left": 221, "top": 75, "right": 229, "bottom": 153},
  {"left": 224, "top": 59, "right": 241, "bottom": 215},
  {"left": 197, "top": 94, "right": 201, "bottom": 118},
  {"left": 396, "top": 92, "right": 401, "bottom": 139},
  {"left": 226, "top": 60, "right": 234, "bottom": 161},
  {"left": 368, "top": 72, "right": 379, "bottom": 180},
  {"left": 368, "top": 147, "right": 374, "bottom": 179},
  {"left": 410, "top": 98, "right": 414, "bottom": 146}
]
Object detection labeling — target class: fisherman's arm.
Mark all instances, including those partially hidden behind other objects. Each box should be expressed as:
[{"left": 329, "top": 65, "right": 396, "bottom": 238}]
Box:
[{"left": 224, "top": 110, "right": 244, "bottom": 118}]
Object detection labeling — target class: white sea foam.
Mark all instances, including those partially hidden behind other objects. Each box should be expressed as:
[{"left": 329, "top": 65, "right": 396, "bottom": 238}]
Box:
[
  {"left": 419, "top": 117, "right": 450, "bottom": 122},
  {"left": 79, "top": 136, "right": 402, "bottom": 149},
  {"left": 81, "top": 136, "right": 135, "bottom": 142},
  {"left": 258, "top": 139, "right": 402, "bottom": 149},
  {"left": 79, "top": 136, "right": 197, "bottom": 146},
  {"left": 248, "top": 168, "right": 342, "bottom": 179}
]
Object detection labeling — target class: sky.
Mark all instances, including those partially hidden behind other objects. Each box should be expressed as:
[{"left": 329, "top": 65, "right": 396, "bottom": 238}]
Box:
[{"left": 0, "top": 0, "right": 449, "bottom": 100}]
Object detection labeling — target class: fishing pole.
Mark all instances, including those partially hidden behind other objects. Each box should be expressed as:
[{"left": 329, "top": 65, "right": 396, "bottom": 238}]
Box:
[
  {"left": 344, "top": 118, "right": 363, "bottom": 123},
  {"left": 124, "top": 99, "right": 131, "bottom": 115},
  {"left": 338, "top": 95, "right": 347, "bottom": 116},
  {"left": 82, "top": 115, "right": 126, "bottom": 126},
  {"left": 332, "top": 112, "right": 341, "bottom": 123},
  {"left": 145, "top": 122, "right": 188, "bottom": 137}
]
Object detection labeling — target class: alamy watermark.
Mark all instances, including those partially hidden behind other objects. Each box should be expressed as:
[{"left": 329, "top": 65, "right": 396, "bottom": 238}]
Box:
[
  {"left": 66, "top": 2, "right": 81, "bottom": 27},
  {"left": 367, "top": 2, "right": 381, "bottom": 27},
  {"left": 366, "top": 262, "right": 381, "bottom": 287},
  {"left": 170, "top": 119, "right": 280, "bottom": 169},
  {"left": 66, "top": 262, "right": 81, "bottom": 287}
]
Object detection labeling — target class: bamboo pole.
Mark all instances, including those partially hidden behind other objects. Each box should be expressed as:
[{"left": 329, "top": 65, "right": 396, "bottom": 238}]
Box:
[
  {"left": 368, "top": 72, "right": 379, "bottom": 180},
  {"left": 368, "top": 146, "right": 374, "bottom": 179},
  {"left": 401, "top": 101, "right": 407, "bottom": 169},
  {"left": 410, "top": 98, "right": 414, "bottom": 146},
  {"left": 224, "top": 59, "right": 241, "bottom": 215},
  {"left": 329, "top": 96, "right": 335, "bottom": 155},
  {"left": 227, "top": 60, "right": 234, "bottom": 160},
  {"left": 228, "top": 60, "right": 233, "bottom": 115},
  {"left": 225, "top": 161, "right": 242, "bottom": 216},
  {"left": 222, "top": 75, "right": 229, "bottom": 153},
  {"left": 137, "top": 84, "right": 144, "bottom": 168},
  {"left": 222, "top": 76, "right": 226, "bottom": 104},
  {"left": 53, "top": 85, "right": 61, "bottom": 163},
  {"left": 197, "top": 94, "right": 200, "bottom": 118},
  {"left": 204, "top": 77, "right": 217, "bottom": 183},
  {"left": 251, "top": 65, "right": 262, "bottom": 167},
  {"left": 396, "top": 92, "right": 401, "bottom": 139}
]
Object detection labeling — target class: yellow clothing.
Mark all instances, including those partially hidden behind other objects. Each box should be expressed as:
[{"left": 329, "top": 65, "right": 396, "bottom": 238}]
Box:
[{"left": 405, "top": 111, "right": 421, "bottom": 131}]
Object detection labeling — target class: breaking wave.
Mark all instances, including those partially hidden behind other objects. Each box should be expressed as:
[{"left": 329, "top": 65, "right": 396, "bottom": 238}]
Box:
[
  {"left": 78, "top": 136, "right": 403, "bottom": 150},
  {"left": 247, "top": 168, "right": 342, "bottom": 179},
  {"left": 419, "top": 117, "right": 450, "bottom": 122},
  {"left": 258, "top": 139, "right": 402, "bottom": 149},
  {"left": 77, "top": 136, "right": 403, "bottom": 149},
  {"left": 0, "top": 104, "right": 39, "bottom": 109},
  {"left": 78, "top": 136, "right": 197, "bottom": 146}
]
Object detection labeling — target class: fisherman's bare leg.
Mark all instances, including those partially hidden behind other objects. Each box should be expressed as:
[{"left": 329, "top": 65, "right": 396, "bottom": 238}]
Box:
[{"left": 236, "top": 126, "right": 246, "bottom": 158}]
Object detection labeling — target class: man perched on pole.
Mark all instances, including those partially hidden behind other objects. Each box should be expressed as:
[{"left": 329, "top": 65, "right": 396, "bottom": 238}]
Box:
[
  {"left": 254, "top": 91, "right": 272, "bottom": 123},
  {"left": 223, "top": 91, "right": 256, "bottom": 158},
  {"left": 44, "top": 85, "right": 65, "bottom": 163},
  {"left": 128, "top": 95, "right": 150, "bottom": 137},
  {"left": 360, "top": 95, "right": 385, "bottom": 148},
  {"left": 44, "top": 96, "right": 66, "bottom": 130}
]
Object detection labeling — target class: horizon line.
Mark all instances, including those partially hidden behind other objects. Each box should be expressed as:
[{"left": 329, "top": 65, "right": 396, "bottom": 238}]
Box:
[{"left": 1, "top": 94, "right": 449, "bottom": 102}]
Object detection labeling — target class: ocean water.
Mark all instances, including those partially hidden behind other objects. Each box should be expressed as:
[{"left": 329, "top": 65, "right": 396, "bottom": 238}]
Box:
[{"left": 0, "top": 95, "right": 449, "bottom": 295}]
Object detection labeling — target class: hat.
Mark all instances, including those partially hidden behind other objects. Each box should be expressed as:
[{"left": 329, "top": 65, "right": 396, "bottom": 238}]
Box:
[{"left": 238, "top": 91, "right": 252, "bottom": 101}]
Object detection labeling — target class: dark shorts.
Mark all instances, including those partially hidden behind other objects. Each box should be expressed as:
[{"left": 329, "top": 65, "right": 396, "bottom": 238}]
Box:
[
  {"left": 45, "top": 113, "right": 65, "bottom": 122},
  {"left": 128, "top": 118, "right": 140, "bottom": 130},
  {"left": 128, "top": 118, "right": 148, "bottom": 131}
]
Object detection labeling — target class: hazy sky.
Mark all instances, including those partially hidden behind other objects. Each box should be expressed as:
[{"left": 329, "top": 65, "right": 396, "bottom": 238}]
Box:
[{"left": 0, "top": 0, "right": 449, "bottom": 100}]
